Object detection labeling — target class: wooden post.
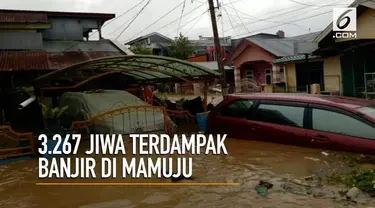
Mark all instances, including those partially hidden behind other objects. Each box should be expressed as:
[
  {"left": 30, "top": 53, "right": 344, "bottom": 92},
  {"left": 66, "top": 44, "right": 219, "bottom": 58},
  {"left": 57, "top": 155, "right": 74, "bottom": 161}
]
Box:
[
  {"left": 203, "top": 81, "right": 208, "bottom": 112},
  {"left": 30, "top": 133, "right": 36, "bottom": 156},
  {"left": 208, "top": 0, "right": 227, "bottom": 95}
]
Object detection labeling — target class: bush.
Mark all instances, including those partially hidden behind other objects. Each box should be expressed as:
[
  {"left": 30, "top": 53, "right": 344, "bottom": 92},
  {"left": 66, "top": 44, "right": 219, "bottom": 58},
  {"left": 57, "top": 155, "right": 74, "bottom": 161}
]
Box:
[
  {"left": 329, "top": 169, "right": 375, "bottom": 195},
  {"left": 344, "top": 169, "right": 375, "bottom": 195}
]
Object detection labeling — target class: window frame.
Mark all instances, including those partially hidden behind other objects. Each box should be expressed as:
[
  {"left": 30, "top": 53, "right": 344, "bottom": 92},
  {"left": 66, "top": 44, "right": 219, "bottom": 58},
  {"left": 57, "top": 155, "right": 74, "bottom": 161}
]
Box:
[
  {"left": 265, "top": 69, "right": 273, "bottom": 85},
  {"left": 250, "top": 100, "right": 309, "bottom": 128},
  {"left": 307, "top": 104, "right": 375, "bottom": 140},
  {"left": 218, "top": 99, "right": 259, "bottom": 119}
]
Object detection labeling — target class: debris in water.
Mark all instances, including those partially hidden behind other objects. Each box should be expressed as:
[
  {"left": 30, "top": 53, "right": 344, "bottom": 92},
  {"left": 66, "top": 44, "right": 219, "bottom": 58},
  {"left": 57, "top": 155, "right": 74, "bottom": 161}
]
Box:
[
  {"left": 321, "top": 152, "right": 329, "bottom": 156},
  {"left": 304, "top": 157, "right": 320, "bottom": 162},
  {"left": 339, "top": 189, "right": 348, "bottom": 197},
  {"left": 346, "top": 187, "right": 361, "bottom": 200},
  {"left": 255, "top": 180, "right": 273, "bottom": 197},
  {"left": 304, "top": 175, "right": 315, "bottom": 181},
  {"left": 290, "top": 179, "right": 311, "bottom": 188}
]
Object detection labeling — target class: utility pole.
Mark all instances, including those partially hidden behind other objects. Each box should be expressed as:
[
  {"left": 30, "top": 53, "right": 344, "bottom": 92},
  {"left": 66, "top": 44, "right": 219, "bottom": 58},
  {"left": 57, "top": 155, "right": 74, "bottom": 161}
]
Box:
[{"left": 208, "top": 0, "right": 227, "bottom": 95}]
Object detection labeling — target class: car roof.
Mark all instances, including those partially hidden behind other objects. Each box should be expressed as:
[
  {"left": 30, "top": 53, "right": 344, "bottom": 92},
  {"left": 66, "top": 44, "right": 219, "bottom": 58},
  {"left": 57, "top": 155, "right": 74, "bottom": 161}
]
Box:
[{"left": 228, "top": 93, "right": 375, "bottom": 109}]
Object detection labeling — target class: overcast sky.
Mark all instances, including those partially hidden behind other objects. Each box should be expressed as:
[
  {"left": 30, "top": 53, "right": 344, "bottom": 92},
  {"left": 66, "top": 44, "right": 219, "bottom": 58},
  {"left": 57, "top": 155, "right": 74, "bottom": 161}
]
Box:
[{"left": 1, "top": 0, "right": 354, "bottom": 43}]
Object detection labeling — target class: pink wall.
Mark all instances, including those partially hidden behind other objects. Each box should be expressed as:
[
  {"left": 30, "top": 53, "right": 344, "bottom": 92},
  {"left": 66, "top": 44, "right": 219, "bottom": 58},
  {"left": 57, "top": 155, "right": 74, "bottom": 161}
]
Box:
[
  {"left": 233, "top": 44, "right": 275, "bottom": 69},
  {"left": 233, "top": 41, "right": 276, "bottom": 87},
  {"left": 241, "top": 62, "right": 271, "bottom": 85},
  {"left": 207, "top": 46, "right": 226, "bottom": 61}
]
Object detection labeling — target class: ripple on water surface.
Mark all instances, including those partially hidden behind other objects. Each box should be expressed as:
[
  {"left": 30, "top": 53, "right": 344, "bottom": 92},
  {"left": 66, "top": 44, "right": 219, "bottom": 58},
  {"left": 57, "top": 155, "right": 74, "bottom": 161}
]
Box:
[{"left": 0, "top": 139, "right": 374, "bottom": 208}]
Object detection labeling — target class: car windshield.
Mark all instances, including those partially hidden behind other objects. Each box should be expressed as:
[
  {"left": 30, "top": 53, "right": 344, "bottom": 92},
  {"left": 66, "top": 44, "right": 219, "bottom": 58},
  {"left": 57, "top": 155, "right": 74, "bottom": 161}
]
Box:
[{"left": 357, "top": 105, "right": 375, "bottom": 119}]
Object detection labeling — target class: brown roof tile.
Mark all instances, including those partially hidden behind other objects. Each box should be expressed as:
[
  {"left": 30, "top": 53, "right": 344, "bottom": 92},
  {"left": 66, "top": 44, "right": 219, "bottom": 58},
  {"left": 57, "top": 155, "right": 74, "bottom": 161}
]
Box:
[
  {"left": 0, "top": 51, "right": 124, "bottom": 71},
  {"left": 0, "top": 51, "right": 49, "bottom": 71},
  {"left": 0, "top": 12, "right": 48, "bottom": 23},
  {"left": 0, "top": 9, "right": 115, "bottom": 22}
]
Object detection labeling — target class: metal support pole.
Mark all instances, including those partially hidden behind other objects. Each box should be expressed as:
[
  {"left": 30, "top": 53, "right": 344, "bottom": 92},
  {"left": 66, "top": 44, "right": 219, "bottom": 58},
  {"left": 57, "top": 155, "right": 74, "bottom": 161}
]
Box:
[
  {"left": 203, "top": 81, "right": 208, "bottom": 112},
  {"left": 208, "top": 0, "right": 227, "bottom": 95}
]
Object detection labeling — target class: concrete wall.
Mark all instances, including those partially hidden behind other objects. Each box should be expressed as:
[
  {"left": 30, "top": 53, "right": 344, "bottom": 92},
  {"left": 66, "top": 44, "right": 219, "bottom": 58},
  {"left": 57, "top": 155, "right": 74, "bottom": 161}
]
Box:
[
  {"left": 43, "top": 39, "right": 119, "bottom": 52},
  {"left": 285, "top": 56, "right": 341, "bottom": 93},
  {"left": 0, "top": 32, "right": 43, "bottom": 50},
  {"left": 323, "top": 56, "right": 342, "bottom": 93},
  {"left": 43, "top": 18, "right": 98, "bottom": 41},
  {"left": 285, "top": 63, "right": 297, "bottom": 92}
]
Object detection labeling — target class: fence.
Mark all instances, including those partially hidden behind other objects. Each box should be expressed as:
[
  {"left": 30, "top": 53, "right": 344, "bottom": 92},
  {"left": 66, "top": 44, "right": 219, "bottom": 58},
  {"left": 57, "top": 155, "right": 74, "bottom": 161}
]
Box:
[
  {"left": 0, "top": 126, "right": 35, "bottom": 159},
  {"left": 71, "top": 105, "right": 172, "bottom": 136}
]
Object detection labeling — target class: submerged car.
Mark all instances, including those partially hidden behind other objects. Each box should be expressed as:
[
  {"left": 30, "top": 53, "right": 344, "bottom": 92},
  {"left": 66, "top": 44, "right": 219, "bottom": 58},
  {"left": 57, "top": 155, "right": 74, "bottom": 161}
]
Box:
[{"left": 207, "top": 93, "right": 375, "bottom": 155}]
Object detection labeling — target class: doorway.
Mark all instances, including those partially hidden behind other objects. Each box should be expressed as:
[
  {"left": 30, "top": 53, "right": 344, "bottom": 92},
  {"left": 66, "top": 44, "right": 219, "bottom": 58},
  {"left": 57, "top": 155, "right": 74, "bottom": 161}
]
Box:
[{"left": 296, "top": 61, "right": 324, "bottom": 93}]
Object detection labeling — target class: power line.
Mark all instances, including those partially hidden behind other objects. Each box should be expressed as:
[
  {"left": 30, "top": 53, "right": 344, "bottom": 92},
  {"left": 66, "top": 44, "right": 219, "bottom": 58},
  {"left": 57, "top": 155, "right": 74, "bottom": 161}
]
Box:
[
  {"left": 105, "top": 12, "right": 140, "bottom": 37},
  {"left": 170, "top": 10, "right": 209, "bottom": 36},
  {"left": 197, "top": 0, "right": 324, "bottom": 34},
  {"left": 223, "top": 0, "right": 351, "bottom": 33},
  {"left": 115, "top": 0, "right": 152, "bottom": 40},
  {"left": 128, "top": 1, "right": 206, "bottom": 41},
  {"left": 232, "top": 10, "right": 332, "bottom": 38},
  {"left": 177, "top": 0, "right": 187, "bottom": 36},
  {"left": 228, "top": 0, "right": 250, "bottom": 33},
  {"left": 223, "top": 7, "right": 240, "bottom": 36},
  {"left": 22, "top": 1, "right": 147, "bottom": 69},
  {"left": 287, "top": 0, "right": 353, "bottom": 7},
  {"left": 222, "top": 0, "right": 327, "bottom": 32},
  {"left": 125, "top": 0, "right": 189, "bottom": 43},
  {"left": 183, "top": 11, "right": 207, "bottom": 36},
  {"left": 91, "top": 0, "right": 149, "bottom": 37}
]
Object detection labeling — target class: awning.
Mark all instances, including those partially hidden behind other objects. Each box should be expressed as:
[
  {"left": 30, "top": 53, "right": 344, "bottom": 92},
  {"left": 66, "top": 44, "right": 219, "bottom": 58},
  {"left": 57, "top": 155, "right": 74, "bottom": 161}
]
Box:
[
  {"left": 33, "top": 55, "right": 221, "bottom": 89},
  {"left": 272, "top": 54, "right": 321, "bottom": 64}
]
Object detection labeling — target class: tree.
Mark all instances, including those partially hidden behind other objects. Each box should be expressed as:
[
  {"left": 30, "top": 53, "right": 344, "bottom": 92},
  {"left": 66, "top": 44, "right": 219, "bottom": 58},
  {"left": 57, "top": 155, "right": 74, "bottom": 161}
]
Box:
[
  {"left": 130, "top": 43, "right": 153, "bottom": 55},
  {"left": 167, "top": 33, "right": 195, "bottom": 60}
]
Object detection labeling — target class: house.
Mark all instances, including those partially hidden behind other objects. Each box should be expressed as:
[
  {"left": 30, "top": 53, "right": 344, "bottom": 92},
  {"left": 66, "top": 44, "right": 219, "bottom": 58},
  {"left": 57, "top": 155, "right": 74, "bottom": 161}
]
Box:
[
  {"left": 124, "top": 32, "right": 172, "bottom": 56},
  {"left": 189, "top": 35, "right": 232, "bottom": 61},
  {"left": 0, "top": 9, "right": 130, "bottom": 88},
  {"left": 225, "top": 30, "right": 319, "bottom": 92},
  {"left": 273, "top": 0, "right": 375, "bottom": 97},
  {"left": 176, "top": 61, "right": 234, "bottom": 94}
]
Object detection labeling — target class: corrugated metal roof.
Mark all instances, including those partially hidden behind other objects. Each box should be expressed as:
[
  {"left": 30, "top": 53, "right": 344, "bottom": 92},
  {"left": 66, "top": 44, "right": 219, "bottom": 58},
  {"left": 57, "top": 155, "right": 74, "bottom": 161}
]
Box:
[
  {"left": 0, "top": 51, "right": 124, "bottom": 71},
  {"left": 0, "top": 51, "right": 49, "bottom": 71},
  {"left": 245, "top": 31, "right": 321, "bottom": 57},
  {"left": 193, "top": 62, "right": 233, "bottom": 70},
  {"left": 0, "top": 12, "right": 48, "bottom": 23},
  {"left": 47, "top": 51, "right": 124, "bottom": 69},
  {"left": 273, "top": 54, "right": 321, "bottom": 64},
  {"left": 247, "top": 38, "right": 296, "bottom": 57},
  {"left": 33, "top": 55, "right": 221, "bottom": 88},
  {"left": 0, "top": 9, "right": 114, "bottom": 21},
  {"left": 285, "top": 31, "right": 322, "bottom": 42},
  {"left": 125, "top": 32, "right": 172, "bottom": 45}
]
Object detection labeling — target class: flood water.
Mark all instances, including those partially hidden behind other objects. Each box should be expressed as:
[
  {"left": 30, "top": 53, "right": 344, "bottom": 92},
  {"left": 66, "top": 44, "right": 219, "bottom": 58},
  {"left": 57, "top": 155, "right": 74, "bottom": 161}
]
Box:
[{"left": 0, "top": 138, "right": 374, "bottom": 208}]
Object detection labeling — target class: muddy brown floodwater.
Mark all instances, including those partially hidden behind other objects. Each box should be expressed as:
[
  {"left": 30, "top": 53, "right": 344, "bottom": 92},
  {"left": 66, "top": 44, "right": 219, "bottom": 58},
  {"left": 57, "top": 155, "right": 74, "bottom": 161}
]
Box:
[{"left": 0, "top": 138, "right": 374, "bottom": 208}]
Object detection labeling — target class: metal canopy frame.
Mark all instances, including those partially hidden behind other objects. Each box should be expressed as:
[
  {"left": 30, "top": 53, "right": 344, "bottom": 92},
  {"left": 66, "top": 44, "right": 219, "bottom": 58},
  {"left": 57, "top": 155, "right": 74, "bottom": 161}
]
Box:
[{"left": 33, "top": 55, "right": 221, "bottom": 91}]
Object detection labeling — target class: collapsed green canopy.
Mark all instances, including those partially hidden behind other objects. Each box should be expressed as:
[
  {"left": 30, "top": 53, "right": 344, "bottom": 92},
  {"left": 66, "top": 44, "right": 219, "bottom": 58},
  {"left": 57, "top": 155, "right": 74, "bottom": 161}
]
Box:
[{"left": 33, "top": 55, "right": 221, "bottom": 88}]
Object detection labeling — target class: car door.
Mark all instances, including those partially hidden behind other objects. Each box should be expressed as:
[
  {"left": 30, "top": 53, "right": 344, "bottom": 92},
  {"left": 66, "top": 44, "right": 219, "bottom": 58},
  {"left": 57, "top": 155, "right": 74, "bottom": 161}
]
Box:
[
  {"left": 208, "top": 99, "right": 258, "bottom": 139},
  {"left": 246, "top": 100, "right": 309, "bottom": 146},
  {"left": 306, "top": 105, "right": 375, "bottom": 154}
]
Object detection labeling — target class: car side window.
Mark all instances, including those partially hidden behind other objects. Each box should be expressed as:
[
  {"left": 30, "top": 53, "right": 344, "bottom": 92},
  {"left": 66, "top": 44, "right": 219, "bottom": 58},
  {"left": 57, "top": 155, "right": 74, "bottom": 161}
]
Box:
[
  {"left": 221, "top": 100, "right": 253, "bottom": 119},
  {"left": 253, "top": 104, "right": 305, "bottom": 127},
  {"left": 312, "top": 108, "right": 375, "bottom": 140}
]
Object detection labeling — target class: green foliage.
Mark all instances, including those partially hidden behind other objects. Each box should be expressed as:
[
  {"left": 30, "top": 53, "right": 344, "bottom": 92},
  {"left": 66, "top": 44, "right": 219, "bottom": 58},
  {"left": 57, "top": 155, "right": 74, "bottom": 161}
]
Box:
[
  {"left": 167, "top": 33, "right": 195, "bottom": 60},
  {"left": 328, "top": 169, "right": 375, "bottom": 194},
  {"left": 130, "top": 43, "right": 153, "bottom": 55},
  {"left": 41, "top": 103, "right": 69, "bottom": 119}
]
